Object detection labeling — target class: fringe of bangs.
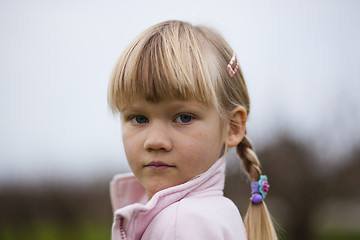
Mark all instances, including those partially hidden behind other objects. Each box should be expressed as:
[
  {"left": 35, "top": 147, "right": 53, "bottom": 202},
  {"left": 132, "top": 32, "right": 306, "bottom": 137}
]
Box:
[{"left": 109, "top": 22, "right": 218, "bottom": 112}]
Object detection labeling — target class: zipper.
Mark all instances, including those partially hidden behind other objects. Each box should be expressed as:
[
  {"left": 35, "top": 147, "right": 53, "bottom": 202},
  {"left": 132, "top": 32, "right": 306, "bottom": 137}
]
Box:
[
  {"left": 110, "top": 180, "right": 127, "bottom": 239},
  {"left": 120, "top": 217, "right": 128, "bottom": 240}
]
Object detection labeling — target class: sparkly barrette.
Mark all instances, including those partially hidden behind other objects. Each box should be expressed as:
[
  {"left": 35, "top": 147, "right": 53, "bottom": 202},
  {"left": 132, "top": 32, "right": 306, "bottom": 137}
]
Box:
[
  {"left": 227, "top": 53, "right": 240, "bottom": 76},
  {"left": 250, "top": 175, "right": 270, "bottom": 204}
]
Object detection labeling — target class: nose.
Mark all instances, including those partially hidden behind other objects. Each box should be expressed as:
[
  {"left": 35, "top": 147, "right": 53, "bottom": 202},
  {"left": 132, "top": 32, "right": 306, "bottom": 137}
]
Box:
[{"left": 144, "top": 122, "right": 173, "bottom": 152}]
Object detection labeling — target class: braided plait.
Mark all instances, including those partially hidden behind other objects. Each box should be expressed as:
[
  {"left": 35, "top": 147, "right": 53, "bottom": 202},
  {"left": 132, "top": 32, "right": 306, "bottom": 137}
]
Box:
[
  {"left": 237, "top": 135, "right": 278, "bottom": 240},
  {"left": 237, "top": 135, "right": 261, "bottom": 182}
]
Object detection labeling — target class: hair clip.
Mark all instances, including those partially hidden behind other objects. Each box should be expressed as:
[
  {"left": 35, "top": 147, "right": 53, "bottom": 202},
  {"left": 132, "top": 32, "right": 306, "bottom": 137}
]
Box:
[
  {"left": 227, "top": 53, "right": 240, "bottom": 76},
  {"left": 250, "top": 175, "right": 270, "bottom": 204}
]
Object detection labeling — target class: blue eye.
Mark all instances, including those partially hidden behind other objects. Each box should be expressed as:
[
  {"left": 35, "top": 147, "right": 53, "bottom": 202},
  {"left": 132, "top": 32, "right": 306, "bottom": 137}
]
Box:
[
  {"left": 175, "top": 114, "right": 193, "bottom": 123},
  {"left": 131, "top": 115, "right": 148, "bottom": 124}
]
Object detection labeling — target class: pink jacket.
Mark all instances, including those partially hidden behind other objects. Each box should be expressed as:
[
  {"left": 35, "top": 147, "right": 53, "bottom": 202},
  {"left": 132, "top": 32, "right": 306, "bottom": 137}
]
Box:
[{"left": 110, "top": 158, "right": 247, "bottom": 240}]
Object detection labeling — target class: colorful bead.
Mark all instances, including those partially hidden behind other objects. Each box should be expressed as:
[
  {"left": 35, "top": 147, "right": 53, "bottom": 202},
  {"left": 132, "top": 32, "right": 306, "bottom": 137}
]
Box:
[
  {"left": 258, "top": 175, "right": 270, "bottom": 199},
  {"left": 250, "top": 193, "right": 263, "bottom": 204}
]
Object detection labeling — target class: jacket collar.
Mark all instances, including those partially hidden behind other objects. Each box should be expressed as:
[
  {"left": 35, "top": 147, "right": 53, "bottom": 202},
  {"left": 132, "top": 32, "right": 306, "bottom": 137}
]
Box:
[{"left": 110, "top": 157, "right": 226, "bottom": 240}]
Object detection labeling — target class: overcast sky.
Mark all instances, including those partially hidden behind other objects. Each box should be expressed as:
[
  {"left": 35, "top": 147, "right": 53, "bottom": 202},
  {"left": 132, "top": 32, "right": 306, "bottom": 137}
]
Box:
[{"left": 1, "top": 0, "right": 359, "bottom": 185}]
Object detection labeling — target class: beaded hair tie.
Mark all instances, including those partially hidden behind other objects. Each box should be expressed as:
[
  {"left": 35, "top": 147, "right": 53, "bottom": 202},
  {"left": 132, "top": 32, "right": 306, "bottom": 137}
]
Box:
[
  {"left": 227, "top": 53, "right": 240, "bottom": 76},
  {"left": 250, "top": 175, "right": 270, "bottom": 204}
]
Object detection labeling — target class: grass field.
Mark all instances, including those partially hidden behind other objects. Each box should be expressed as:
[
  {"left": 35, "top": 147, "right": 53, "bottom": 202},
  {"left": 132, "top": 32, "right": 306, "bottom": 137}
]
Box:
[
  {"left": 1, "top": 221, "right": 359, "bottom": 240},
  {"left": 0, "top": 221, "right": 112, "bottom": 240}
]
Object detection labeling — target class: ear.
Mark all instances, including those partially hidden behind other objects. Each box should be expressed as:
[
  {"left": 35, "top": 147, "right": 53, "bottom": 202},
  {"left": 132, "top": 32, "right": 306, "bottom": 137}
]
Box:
[{"left": 226, "top": 106, "right": 247, "bottom": 147}]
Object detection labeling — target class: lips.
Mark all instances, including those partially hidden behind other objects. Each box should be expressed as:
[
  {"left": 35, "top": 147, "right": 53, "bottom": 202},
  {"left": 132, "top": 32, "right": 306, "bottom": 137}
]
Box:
[{"left": 144, "top": 161, "right": 175, "bottom": 171}]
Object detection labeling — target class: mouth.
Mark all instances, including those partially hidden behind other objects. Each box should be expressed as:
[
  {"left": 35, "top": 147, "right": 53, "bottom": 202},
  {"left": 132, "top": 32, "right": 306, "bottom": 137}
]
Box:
[{"left": 144, "top": 161, "right": 175, "bottom": 171}]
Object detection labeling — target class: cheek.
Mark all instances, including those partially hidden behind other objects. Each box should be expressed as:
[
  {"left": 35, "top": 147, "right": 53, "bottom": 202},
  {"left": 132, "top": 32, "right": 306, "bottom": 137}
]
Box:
[
  {"left": 196, "top": 126, "right": 225, "bottom": 152},
  {"left": 122, "top": 127, "right": 140, "bottom": 150},
  {"left": 179, "top": 134, "right": 222, "bottom": 168},
  {"left": 122, "top": 135, "right": 141, "bottom": 166}
]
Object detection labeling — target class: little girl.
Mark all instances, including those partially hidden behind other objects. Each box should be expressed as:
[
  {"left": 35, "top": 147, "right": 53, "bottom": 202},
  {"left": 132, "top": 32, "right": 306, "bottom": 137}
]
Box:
[{"left": 108, "top": 20, "right": 277, "bottom": 240}]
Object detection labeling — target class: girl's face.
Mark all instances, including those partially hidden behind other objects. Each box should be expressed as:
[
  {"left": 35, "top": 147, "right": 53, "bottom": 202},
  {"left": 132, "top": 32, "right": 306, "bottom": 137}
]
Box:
[{"left": 121, "top": 99, "right": 227, "bottom": 199}]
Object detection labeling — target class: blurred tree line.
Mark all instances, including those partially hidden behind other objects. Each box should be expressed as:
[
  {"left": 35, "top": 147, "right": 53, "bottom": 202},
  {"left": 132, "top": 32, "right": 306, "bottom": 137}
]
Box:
[{"left": 0, "top": 136, "right": 359, "bottom": 240}]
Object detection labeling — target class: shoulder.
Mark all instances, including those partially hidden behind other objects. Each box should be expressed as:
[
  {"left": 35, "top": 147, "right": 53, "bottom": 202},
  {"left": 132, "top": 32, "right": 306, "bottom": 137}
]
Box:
[
  {"left": 179, "top": 195, "right": 240, "bottom": 214},
  {"left": 175, "top": 196, "right": 247, "bottom": 239},
  {"left": 143, "top": 196, "right": 247, "bottom": 240}
]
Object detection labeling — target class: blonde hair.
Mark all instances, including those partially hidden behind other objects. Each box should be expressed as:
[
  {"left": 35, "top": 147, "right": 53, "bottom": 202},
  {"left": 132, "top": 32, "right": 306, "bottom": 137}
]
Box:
[{"left": 108, "top": 20, "right": 277, "bottom": 240}]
